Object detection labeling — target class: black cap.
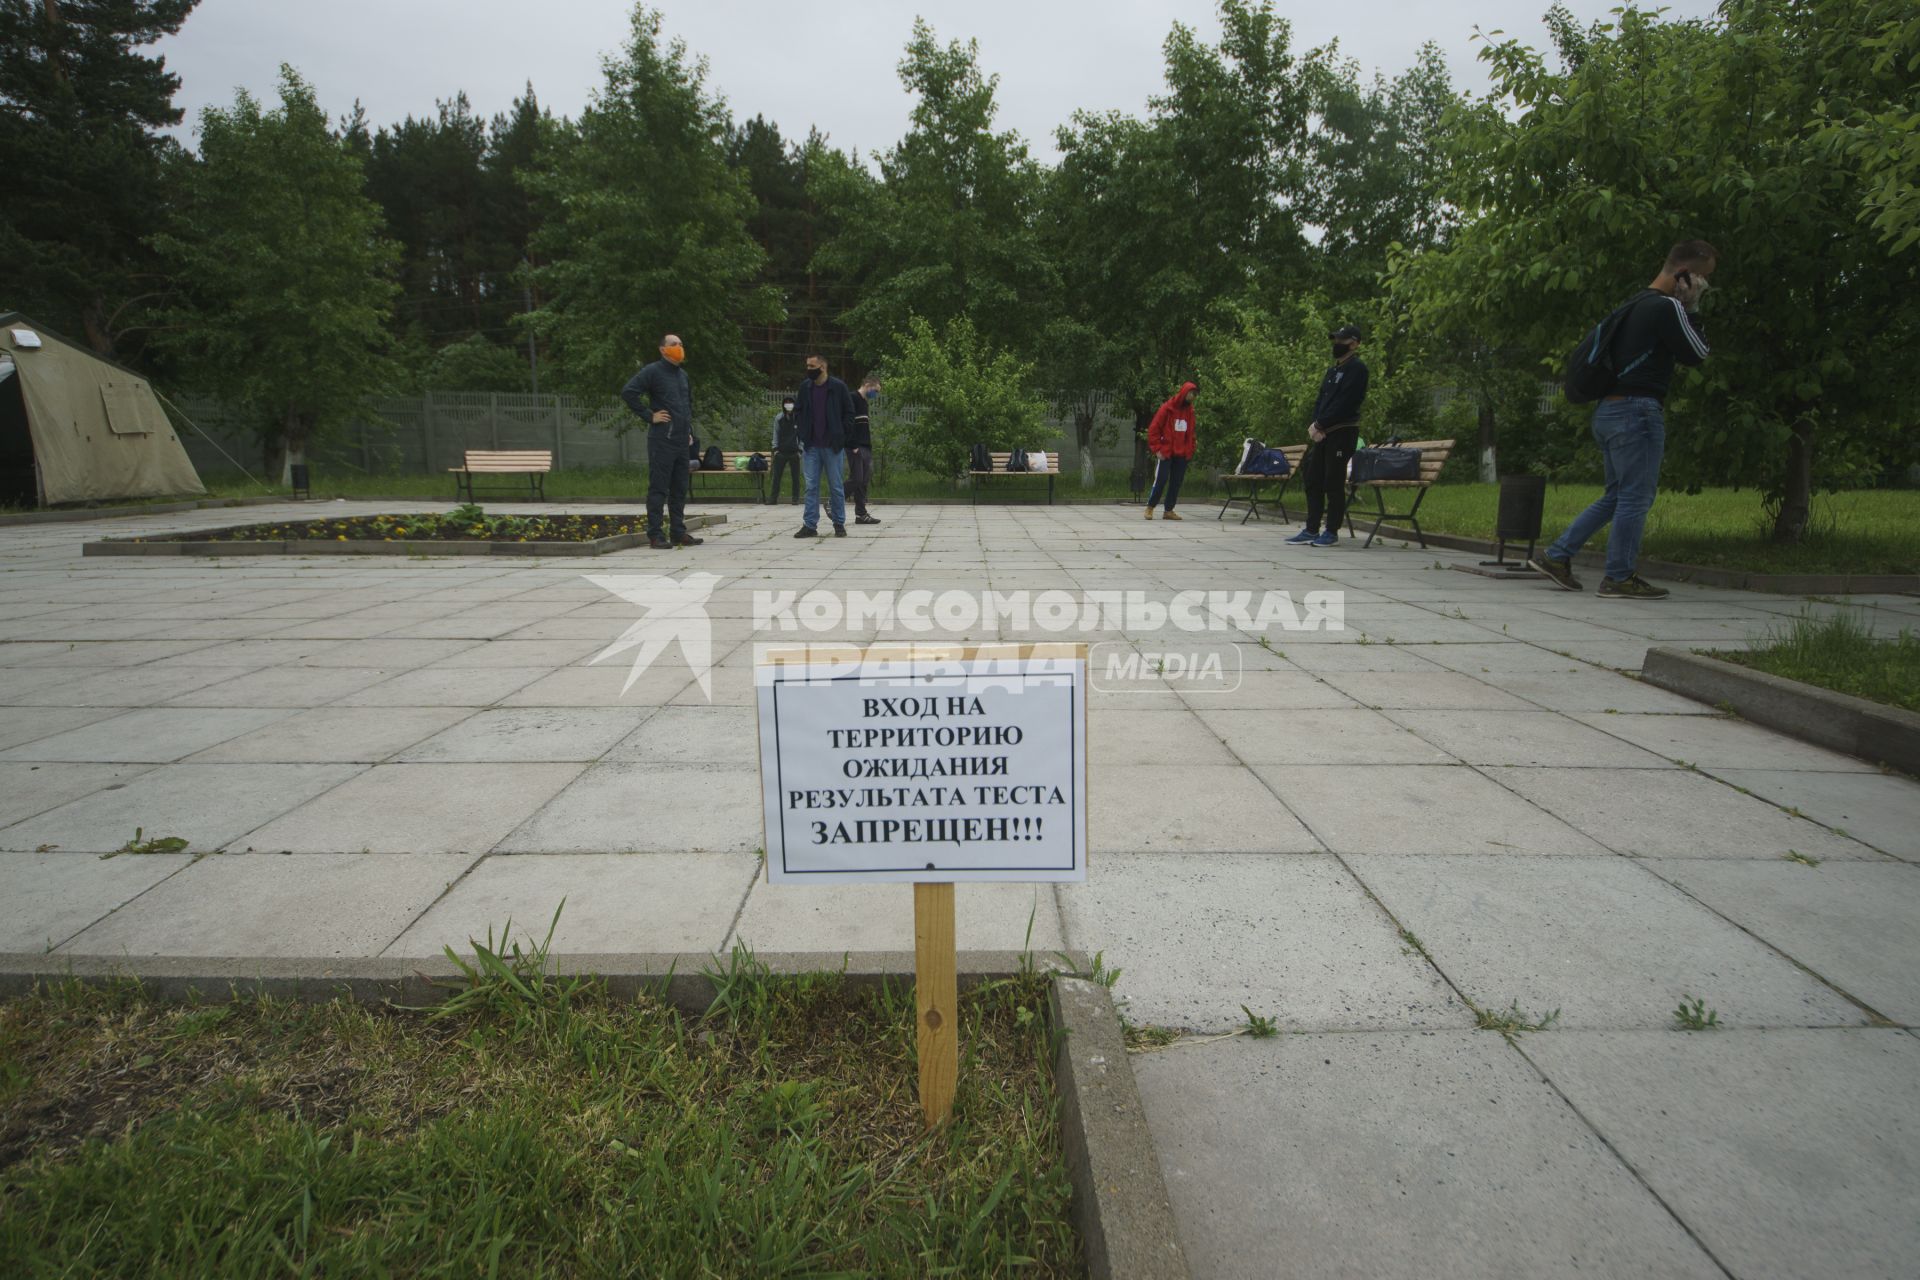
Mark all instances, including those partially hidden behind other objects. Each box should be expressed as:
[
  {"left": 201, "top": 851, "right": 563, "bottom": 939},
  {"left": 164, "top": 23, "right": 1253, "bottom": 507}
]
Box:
[{"left": 1330, "top": 324, "right": 1363, "bottom": 341}]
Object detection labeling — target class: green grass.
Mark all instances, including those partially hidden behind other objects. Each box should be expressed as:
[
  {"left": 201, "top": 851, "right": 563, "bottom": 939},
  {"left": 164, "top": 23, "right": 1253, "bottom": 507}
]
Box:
[
  {"left": 0, "top": 965, "right": 1080, "bottom": 1277},
  {"left": 1408, "top": 483, "right": 1920, "bottom": 576},
  {"left": 1713, "top": 609, "right": 1920, "bottom": 713}
]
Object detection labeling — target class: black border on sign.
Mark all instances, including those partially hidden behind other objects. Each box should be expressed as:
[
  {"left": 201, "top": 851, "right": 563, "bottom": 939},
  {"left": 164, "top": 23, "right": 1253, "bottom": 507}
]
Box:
[{"left": 771, "top": 664, "right": 1081, "bottom": 878}]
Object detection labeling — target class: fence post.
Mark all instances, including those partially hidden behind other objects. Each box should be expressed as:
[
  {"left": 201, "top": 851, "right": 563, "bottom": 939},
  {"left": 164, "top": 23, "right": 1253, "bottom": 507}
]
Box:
[
  {"left": 553, "top": 394, "right": 565, "bottom": 469},
  {"left": 491, "top": 393, "right": 501, "bottom": 450},
  {"left": 422, "top": 393, "right": 436, "bottom": 473}
]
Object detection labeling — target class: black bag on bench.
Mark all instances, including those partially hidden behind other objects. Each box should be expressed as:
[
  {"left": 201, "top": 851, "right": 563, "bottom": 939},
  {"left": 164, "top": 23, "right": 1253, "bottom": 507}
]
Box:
[{"left": 1349, "top": 438, "right": 1421, "bottom": 483}]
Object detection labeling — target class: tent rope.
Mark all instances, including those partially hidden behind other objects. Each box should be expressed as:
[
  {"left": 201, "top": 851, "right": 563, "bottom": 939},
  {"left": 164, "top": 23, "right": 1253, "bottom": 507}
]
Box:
[{"left": 152, "top": 390, "right": 275, "bottom": 494}]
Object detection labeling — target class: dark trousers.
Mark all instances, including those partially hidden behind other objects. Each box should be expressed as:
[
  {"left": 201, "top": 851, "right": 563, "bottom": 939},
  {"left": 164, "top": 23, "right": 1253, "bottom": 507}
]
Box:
[
  {"left": 1146, "top": 454, "right": 1188, "bottom": 511},
  {"left": 1303, "top": 425, "right": 1357, "bottom": 534},
  {"left": 769, "top": 450, "right": 802, "bottom": 503},
  {"left": 646, "top": 436, "right": 690, "bottom": 538},
  {"left": 845, "top": 446, "right": 873, "bottom": 515}
]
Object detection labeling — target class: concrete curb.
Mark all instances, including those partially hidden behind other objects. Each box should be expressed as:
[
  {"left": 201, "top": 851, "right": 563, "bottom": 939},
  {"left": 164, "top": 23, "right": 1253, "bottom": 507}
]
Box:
[
  {"left": 1052, "top": 976, "right": 1193, "bottom": 1280},
  {"left": 82, "top": 512, "right": 728, "bottom": 557},
  {"left": 1641, "top": 646, "right": 1920, "bottom": 773},
  {"left": 0, "top": 495, "right": 285, "bottom": 527},
  {"left": 0, "top": 948, "right": 1185, "bottom": 1280},
  {"left": 1359, "top": 524, "right": 1919, "bottom": 596}
]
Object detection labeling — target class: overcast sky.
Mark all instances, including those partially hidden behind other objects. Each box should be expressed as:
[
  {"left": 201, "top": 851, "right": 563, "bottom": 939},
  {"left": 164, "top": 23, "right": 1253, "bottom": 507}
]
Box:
[{"left": 154, "top": 1, "right": 1721, "bottom": 161}]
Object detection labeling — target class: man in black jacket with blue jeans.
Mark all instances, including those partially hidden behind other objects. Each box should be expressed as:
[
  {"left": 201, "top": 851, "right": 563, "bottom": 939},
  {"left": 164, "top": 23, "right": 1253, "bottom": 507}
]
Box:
[
  {"left": 792, "top": 354, "right": 856, "bottom": 538},
  {"left": 1287, "top": 325, "right": 1369, "bottom": 549},
  {"left": 621, "top": 333, "right": 703, "bottom": 550},
  {"left": 1530, "top": 240, "right": 1716, "bottom": 600}
]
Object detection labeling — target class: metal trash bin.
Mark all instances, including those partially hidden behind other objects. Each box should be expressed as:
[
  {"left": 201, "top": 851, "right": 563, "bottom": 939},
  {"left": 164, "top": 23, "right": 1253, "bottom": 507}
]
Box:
[
  {"left": 289, "top": 463, "right": 310, "bottom": 500},
  {"left": 1484, "top": 473, "right": 1546, "bottom": 571}
]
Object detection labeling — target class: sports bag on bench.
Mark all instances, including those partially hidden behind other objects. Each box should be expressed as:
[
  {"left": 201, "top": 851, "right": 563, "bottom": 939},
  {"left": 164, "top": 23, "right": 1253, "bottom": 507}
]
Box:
[{"left": 1348, "top": 436, "right": 1421, "bottom": 483}]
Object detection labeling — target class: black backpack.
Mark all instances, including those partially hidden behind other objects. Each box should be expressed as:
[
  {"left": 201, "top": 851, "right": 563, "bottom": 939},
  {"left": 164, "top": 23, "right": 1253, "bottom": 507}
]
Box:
[
  {"left": 968, "top": 442, "right": 991, "bottom": 472},
  {"left": 686, "top": 435, "right": 702, "bottom": 464},
  {"left": 702, "top": 444, "right": 725, "bottom": 471},
  {"left": 1005, "top": 447, "right": 1030, "bottom": 473},
  {"left": 746, "top": 452, "right": 769, "bottom": 472},
  {"left": 1564, "top": 292, "right": 1656, "bottom": 404}
]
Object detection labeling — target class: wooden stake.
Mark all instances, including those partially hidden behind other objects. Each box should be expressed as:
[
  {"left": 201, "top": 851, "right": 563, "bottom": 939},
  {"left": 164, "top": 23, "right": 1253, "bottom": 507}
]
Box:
[{"left": 913, "top": 881, "right": 959, "bottom": 1129}]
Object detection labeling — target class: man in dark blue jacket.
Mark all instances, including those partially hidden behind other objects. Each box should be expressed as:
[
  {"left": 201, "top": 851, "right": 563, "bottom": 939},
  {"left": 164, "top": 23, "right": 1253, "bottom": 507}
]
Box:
[
  {"left": 1286, "top": 325, "right": 1369, "bottom": 549},
  {"left": 791, "top": 354, "right": 856, "bottom": 538},
  {"left": 621, "top": 333, "right": 702, "bottom": 550}
]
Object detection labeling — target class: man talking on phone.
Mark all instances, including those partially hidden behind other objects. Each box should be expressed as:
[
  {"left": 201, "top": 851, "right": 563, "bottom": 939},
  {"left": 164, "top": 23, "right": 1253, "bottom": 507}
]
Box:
[{"left": 1530, "top": 241, "right": 1715, "bottom": 599}]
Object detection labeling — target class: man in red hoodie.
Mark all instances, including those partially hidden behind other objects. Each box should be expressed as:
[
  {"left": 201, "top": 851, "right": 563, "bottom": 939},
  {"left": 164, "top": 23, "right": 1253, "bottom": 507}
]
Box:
[{"left": 1144, "top": 381, "right": 1197, "bottom": 521}]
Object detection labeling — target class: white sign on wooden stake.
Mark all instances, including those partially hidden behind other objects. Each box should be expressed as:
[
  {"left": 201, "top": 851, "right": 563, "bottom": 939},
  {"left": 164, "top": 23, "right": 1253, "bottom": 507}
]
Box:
[{"left": 756, "top": 643, "right": 1088, "bottom": 884}]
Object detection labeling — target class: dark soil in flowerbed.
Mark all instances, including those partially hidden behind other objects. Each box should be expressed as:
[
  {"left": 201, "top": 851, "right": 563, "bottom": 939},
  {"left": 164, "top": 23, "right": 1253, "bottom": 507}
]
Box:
[{"left": 131, "top": 510, "right": 645, "bottom": 544}]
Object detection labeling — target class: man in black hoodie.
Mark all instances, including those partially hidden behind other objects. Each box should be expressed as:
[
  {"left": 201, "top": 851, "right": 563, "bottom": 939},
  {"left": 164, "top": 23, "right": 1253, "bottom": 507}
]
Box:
[
  {"left": 1286, "top": 325, "right": 1369, "bottom": 549},
  {"left": 845, "top": 378, "right": 881, "bottom": 524},
  {"left": 769, "top": 395, "right": 802, "bottom": 504},
  {"left": 620, "top": 333, "right": 703, "bottom": 550},
  {"left": 791, "top": 354, "right": 856, "bottom": 538}
]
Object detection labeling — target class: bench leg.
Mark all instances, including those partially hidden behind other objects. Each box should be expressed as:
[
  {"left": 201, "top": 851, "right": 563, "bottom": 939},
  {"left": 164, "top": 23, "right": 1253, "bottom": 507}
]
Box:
[
  {"left": 1361, "top": 485, "right": 1389, "bottom": 548},
  {"left": 1405, "top": 485, "right": 1431, "bottom": 549},
  {"left": 1274, "top": 475, "right": 1294, "bottom": 524}
]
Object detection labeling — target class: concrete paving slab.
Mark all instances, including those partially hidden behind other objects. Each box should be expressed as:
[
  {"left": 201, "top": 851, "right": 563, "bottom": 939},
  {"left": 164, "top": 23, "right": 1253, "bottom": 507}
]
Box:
[
  {"left": 0, "top": 705, "right": 126, "bottom": 753},
  {"left": 495, "top": 663, "right": 697, "bottom": 707},
  {"left": 1090, "top": 708, "right": 1238, "bottom": 765},
  {"left": 1498, "top": 668, "right": 1722, "bottom": 714},
  {"left": 0, "top": 762, "right": 363, "bottom": 854},
  {"left": 332, "top": 665, "right": 552, "bottom": 707},
  {"left": 184, "top": 706, "right": 471, "bottom": 763},
  {"left": 606, "top": 705, "right": 749, "bottom": 764},
  {"left": 1487, "top": 766, "right": 1885, "bottom": 860},
  {"left": 1134, "top": 1031, "right": 1722, "bottom": 1280},
  {"left": 161, "top": 665, "right": 402, "bottom": 708},
  {"left": 150, "top": 637, "right": 349, "bottom": 669},
  {"left": 0, "top": 706, "right": 296, "bottom": 763},
  {"left": 1393, "top": 642, "right": 1597, "bottom": 675},
  {"left": 293, "top": 637, "right": 482, "bottom": 668},
  {"left": 496, "top": 762, "right": 761, "bottom": 854},
  {"left": 1704, "top": 768, "right": 1920, "bottom": 861},
  {"left": 1351, "top": 854, "right": 1868, "bottom": 1029},
  {"left": 235, "top": 762, "right": 584, "bottom": 854},
  {"left": 1172, "top": 670, "right": 1360, "bottom": 710},
  {"left": 731, "top": 879, "right": 1065, "bottom": 953},
  {"left": 5, "top": 639, "right": 225, "bottom": 668},
  {"left": 1057, "top": 852, "right": 1468, "bottom": 1032},
  {"left": 1647, "top": 859, "right": 1920, "bottom": 1024},
  {"left": 1316, "top": 669, "right": 1538, "bottom": 710},
  {"left": 1570, "top": 711, "right": 1880, "bottom": 772},
  {"left": 1196, "top": 708, "right": 1455, "bottom": 765},
  {"left": 1386, "top": 710, "right": 1677, "bottom": 768},
  {"left": 385, "top": 851, "right": 756, "bottom": 957},
  {"left": 396, "top": 707, "right": 652, "bottom": 762},
  {"left": 1524, "top": 1029, "right": 1920, "bottom": 1280},
  {"left": 423, "top": 637, "right": 605, "bottom": 667},
  {"left": 1258, "top": 764, "right": 1613, "bottom": 856},
  {"left": 57, "top": 852, "right": 478, "bottom": 958},
  {"left": 1090, "top": 764, "right": 1321, "bottom": 853},
  {"left": 4, "top": 663, "right": 257, "bottom": 708},
  {"left": 0, "top": 850, "right": 192, "bottom": 953},
  {"left": 0, "top": 762, "right": 154, "bottom": 829}
]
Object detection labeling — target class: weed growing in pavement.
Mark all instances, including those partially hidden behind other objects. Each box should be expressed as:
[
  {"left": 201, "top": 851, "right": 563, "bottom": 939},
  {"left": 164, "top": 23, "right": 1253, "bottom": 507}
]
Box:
[
  {"left": 1673, "top": 996, "right": 1722, "bottom": 1030},
  {"left": 1473, "top": 1000, "right": 1561, "bottom": 1038},
  {"left": 103, "top": 827, "right": 189, "bottom": 858},
  {"left": 1783, "top": 850, "right": 1822, "bottom": 867},
  {"left": 1241, "top": 1007, "right": 1280, "bottom": 1038}
]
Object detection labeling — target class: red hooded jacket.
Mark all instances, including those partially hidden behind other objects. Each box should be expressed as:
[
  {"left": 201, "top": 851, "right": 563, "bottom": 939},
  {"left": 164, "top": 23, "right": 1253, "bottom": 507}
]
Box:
[{"left": 1147, "top": 383, "right": 1197, "bottom": 459}]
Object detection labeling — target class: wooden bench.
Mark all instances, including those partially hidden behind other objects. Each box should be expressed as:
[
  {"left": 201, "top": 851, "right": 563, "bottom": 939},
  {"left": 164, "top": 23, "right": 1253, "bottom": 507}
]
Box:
[
  {"left": 449, "top": 450, "right": 550, "bottom": 501},
  {"left": 1345, "top": 437, "right": 1455, "bottom": 548},
  {"left": 688, "top": 450, "right": 768, "bottom": 502},
  {"left": 1215, "top": 444, "right": 1310, "bottom": 524},
  {"left": 969, "top": 451, "right": 1056, "bottom": 504}
]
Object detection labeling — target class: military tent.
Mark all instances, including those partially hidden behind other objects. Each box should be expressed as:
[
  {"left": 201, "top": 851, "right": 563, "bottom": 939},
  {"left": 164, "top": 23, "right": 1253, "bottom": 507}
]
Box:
[{"left": 0, "top": 313, "right": 205, "bottom": 507}]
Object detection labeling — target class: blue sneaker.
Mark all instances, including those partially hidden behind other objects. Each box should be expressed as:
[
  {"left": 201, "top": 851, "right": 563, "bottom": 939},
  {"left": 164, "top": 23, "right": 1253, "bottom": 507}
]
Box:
[
  {"left": 1309, "top": 531, "right": 1339, "bottom": 548},
  {"left": 1284, "top": 528, "right": 1319, "bottom": 544}
]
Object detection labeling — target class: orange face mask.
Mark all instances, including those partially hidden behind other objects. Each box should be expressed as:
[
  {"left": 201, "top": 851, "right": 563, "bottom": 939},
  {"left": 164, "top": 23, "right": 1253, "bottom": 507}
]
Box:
[{"left": 661, "top": 344, "right": 685, "bottom": 364}]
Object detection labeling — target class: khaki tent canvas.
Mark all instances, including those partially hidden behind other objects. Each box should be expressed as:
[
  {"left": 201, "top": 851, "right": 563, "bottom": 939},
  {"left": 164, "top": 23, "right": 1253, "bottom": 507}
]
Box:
[{"left": 0, "top": 312, "right": 205, "bottom": 507}]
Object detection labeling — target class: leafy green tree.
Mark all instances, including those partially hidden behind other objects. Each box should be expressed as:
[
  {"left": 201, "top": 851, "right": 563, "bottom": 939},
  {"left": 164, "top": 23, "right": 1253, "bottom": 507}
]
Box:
[
  {"left": 1399, "top": 2, "right": 1920, "bottom": 541},
  {"left": 523, "top": 5, "right": 777, "bottom": 404},
  {"left": 0, "top": 0, "right": 196, "bottom": 359},
  {"left": 1809, "top": 2, "right": 1920, "bottom": 253},
  {"left": 152, "top": 66, "right": 399, "bottom": 481},
  {"left": 812, "top": 19, "right": 1056, "bottom": 367},
  {"left": 420, "top": 333, "right": 531, "bottom": 393},
  {"left": 882, "top": 316, "right": 1048, "bottom": 480}
]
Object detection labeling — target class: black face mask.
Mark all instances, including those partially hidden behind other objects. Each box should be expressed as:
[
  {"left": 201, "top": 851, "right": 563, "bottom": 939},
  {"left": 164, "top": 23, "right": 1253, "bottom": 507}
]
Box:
[
  {"left": 1332, "top": 342, "right": 1354, "bottom": 359},
  {"left": 807, "top": 367, "right": 824, "bottom": 381}
]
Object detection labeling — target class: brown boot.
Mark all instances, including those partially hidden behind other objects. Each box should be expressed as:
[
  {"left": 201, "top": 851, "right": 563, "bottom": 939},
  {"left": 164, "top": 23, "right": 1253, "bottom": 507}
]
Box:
[
  {"left": 1162, "top": 510, "right": 1183, "bottom": 521},
  {"left": 1143, "top": 506, "right": 1155, "bottom": 520}
]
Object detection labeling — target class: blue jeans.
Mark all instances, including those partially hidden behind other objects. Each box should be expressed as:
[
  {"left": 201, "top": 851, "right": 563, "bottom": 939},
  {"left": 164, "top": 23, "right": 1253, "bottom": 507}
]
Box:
[
  {"left": 801, "top": 445, "right": 846, "bottom": 530},
  {"left": 1547, "top": 397, "right": 1666, "bottom": 581}
]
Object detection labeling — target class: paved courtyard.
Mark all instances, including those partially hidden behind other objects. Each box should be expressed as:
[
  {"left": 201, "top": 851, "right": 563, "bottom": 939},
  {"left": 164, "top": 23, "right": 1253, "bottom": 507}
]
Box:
[{"left": 2, "top": 497, "right": 1916, "bottom": 1278}]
